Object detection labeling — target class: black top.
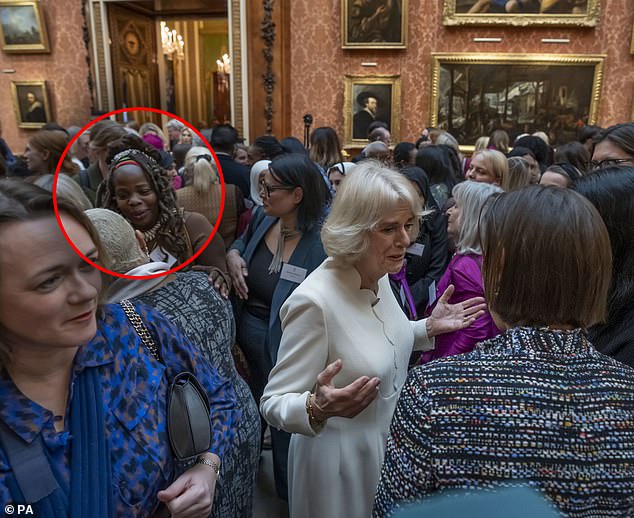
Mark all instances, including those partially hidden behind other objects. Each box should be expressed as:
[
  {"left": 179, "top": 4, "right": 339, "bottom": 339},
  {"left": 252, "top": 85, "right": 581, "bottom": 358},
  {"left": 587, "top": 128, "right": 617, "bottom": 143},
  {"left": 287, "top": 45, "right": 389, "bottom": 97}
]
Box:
[{"left": 244, "top": 239, "right": 281, "bottom": 320}]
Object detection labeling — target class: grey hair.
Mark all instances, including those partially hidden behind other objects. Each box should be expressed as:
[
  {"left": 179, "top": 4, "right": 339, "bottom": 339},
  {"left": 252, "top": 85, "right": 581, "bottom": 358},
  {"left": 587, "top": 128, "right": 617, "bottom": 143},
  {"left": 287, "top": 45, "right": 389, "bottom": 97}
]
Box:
[
  {"left": 321, "top": 160, "right": 422, "bottom": 266},
  {"left": 166, "top": 118, "right": 185, "bottom": 131},
  {"left": 452, "top": 181, "right": 503, "bottom": 255},
  {"left": 85, "top": 208, "right": 147, "bottom": 274}
]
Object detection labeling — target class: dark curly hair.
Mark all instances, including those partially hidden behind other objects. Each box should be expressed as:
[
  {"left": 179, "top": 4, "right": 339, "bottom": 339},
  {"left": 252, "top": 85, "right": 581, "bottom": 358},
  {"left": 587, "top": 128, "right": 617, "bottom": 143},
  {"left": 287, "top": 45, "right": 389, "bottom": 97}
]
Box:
[{"left": 103, "top": 146, "right": 189, "bottom": 263}]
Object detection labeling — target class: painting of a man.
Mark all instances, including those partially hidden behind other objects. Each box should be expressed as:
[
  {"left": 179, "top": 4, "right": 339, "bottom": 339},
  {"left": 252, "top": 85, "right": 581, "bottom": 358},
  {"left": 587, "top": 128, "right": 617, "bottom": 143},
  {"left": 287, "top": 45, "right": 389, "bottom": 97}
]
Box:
[
  {"left": 23, "top": 91, "right": 46, "bottom": 122},
  {"left": 353, "top": 91, "right": 378, "bottom": 139},
  {"left": 12, "top": 82, "right": 50, "bottom": 127}
]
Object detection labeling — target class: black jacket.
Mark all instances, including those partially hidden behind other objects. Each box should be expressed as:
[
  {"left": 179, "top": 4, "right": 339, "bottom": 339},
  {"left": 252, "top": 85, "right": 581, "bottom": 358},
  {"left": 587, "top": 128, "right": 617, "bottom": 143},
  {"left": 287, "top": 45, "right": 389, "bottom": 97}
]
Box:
[{"left": 215, "top": 153, "right": 250, "bottom": 199}]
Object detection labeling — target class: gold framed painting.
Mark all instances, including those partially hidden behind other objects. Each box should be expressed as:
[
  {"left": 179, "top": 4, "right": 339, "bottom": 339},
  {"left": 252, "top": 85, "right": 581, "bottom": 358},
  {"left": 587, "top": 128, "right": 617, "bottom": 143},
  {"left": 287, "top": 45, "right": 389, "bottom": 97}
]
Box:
[
  {"left": 0, "top": 0, "right": 50, "bottom": 53},
  {"left": 343, "top": 75, "right": 401, "bottom": 146},
  {"left": 443, "top": 0, "right": 600, "bottom": 27},
  {"left": 430, "top": 53, "right": 605, "bottom": 152},
  {"left": 342, "top": 0, "right": 407, "bottom": 49},
  {"left": 12, "top": 80, "right": 51, "bottom": 128}
]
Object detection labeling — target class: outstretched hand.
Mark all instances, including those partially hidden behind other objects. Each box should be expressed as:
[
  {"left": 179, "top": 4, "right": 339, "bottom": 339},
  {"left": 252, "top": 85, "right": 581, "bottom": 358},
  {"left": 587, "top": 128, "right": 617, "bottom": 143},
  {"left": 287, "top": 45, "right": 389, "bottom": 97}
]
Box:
[
  {"left": 312, "top": 359, "right": 380, "bottom": 421},
  {"left": 426, "top": 284, "right": 487, "bottom": 337}
]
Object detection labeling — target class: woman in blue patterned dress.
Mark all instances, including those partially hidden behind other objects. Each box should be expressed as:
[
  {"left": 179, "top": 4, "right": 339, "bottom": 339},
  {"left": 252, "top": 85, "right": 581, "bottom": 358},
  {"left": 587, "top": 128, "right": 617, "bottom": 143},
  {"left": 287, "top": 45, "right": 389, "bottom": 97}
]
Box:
[
  {"left": 374, "top": 186, "right": 634, "bottom": 517},
  {"left": 0, "top": 180, "right": 239, "bottom": 518}
]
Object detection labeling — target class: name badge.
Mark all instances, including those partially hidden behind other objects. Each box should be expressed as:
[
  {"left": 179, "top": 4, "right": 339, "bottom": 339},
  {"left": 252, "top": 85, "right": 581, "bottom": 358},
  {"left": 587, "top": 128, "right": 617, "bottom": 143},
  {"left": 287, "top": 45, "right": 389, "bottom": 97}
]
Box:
[
  {"left": 407, "top": 243, "right": 425, "bottom": 256},
  {"left": 280, "top": 263, "right": 308, "bottom": 284},
  {"left": 428, "top": 280, "right": 437, "bottom": 306}
]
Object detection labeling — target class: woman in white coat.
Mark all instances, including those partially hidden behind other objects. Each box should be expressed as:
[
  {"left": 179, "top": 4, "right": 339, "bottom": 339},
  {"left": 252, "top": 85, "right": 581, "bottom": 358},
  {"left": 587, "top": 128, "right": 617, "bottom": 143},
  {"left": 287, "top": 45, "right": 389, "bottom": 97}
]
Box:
[{"left": 260, "top": 161, "right": 487, "bottom": 518}]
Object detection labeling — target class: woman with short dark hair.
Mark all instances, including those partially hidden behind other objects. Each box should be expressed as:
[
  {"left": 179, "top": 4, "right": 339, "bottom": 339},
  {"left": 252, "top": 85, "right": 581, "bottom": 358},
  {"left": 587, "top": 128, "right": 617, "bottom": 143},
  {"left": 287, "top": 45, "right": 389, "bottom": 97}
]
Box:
[
  {"left": 374, "top": 186, "right": 634, "bottom": 518},
  {"left": 574, "top": 166, "right": 634, "bottom": 367},
  {"left": 590, "top": 122, "right": 634, "bottom": 170}
]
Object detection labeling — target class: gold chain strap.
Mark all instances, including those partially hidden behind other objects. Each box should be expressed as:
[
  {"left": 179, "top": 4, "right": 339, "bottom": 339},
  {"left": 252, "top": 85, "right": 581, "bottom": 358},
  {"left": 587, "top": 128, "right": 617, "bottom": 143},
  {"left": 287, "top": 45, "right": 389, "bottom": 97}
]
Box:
[{"left": 120, "top": 299, "right": 161, "bottom": 362}]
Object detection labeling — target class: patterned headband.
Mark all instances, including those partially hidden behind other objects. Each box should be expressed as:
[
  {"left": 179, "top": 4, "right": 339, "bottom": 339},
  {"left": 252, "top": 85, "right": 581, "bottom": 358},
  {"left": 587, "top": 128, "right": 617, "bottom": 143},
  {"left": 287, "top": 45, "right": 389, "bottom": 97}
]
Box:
[{"left": 111, "top": 148, "right": 159, "bottom": 171}]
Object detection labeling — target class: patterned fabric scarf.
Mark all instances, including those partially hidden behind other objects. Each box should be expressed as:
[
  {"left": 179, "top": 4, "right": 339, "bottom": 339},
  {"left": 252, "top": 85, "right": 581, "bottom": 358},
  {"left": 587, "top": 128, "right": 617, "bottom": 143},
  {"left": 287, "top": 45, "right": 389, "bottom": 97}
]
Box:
[
  {"left": 268, "top": 223, "right": 301, "bottom": 274},
  {"left": 4, "top": 367, "right": 113, "bottom": 518}
]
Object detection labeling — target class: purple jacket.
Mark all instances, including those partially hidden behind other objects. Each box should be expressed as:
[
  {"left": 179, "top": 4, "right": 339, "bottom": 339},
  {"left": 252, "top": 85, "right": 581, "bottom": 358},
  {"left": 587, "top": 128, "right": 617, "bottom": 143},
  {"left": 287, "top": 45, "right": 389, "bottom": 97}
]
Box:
[{"left": 422, "top": 253, "right": 500, "bottom": 362}]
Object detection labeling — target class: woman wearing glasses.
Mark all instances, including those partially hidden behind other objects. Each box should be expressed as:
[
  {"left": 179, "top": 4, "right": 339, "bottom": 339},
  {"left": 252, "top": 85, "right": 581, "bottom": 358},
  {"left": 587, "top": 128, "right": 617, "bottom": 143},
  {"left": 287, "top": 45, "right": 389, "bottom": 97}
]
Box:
[
  {"left": 590, "top": 122, "right": 634, "bottom": 170},
  {"left": 226, "top": 153, "right": 330, "bottom": 501}
]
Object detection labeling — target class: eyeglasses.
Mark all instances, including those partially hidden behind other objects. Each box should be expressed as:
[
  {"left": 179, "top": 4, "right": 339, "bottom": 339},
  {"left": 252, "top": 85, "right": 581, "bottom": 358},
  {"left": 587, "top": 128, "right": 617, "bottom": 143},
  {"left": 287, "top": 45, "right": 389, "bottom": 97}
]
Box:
[
  {"left": 258, "top": 180, "right": 295, "bottom": 198},
  {"left": 587, "top": 158, "right": 634, "bottom": 170}
]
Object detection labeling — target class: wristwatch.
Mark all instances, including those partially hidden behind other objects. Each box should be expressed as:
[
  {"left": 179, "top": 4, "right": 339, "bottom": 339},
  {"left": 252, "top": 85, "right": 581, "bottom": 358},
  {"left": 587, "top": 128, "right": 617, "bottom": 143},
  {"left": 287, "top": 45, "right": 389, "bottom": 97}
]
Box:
[{"left": 196, "top": 456, "right": 221, "bottom": 476}]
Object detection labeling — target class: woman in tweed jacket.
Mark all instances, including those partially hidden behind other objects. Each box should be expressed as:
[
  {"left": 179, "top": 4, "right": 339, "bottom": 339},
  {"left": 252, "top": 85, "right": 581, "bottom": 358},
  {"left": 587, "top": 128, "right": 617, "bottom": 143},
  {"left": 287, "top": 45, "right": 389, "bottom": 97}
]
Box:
[{"left": 374, "top": 186, "right": 634, "bottom": 517}]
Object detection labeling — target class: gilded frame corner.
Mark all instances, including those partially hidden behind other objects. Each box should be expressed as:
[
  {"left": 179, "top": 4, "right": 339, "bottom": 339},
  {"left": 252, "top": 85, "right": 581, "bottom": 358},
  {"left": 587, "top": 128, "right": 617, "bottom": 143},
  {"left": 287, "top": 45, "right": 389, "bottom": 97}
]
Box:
[
  {"left": 341, "top": 0, "right": 408, "bottom": 50},
  {"left": 442, "top": 0, "right": 600, "bottom": 27},
  {"left": 0, "top": 0, "right": 50, "bottom": 53},
  {"left": 343, "top": 75, "right": 401, "bottom": 148},
  {"left": 429, "top": 53, "right": 605, "bottom": 154}
]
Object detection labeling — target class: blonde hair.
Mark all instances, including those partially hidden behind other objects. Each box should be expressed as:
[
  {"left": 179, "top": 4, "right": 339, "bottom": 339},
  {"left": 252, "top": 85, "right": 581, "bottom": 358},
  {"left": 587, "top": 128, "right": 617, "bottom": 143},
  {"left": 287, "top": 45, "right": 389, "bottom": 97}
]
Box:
[
  {"left": 474, "top": 149, "right": 508, "bottom": 186},
  {"left": 474, "top": 136, "right": 490, "bottom": 152},
  {"left": 503, "top": 157, "right": 532, "bottom": 192},
  {"left": 321, "top": 161, "right": 422, "bottom": 265},
  {"left": 184, "top": 146, "right": 219, "bottom": 194},
  {"left": 452, "top": 181, "right": 502, "bottom": 255}
]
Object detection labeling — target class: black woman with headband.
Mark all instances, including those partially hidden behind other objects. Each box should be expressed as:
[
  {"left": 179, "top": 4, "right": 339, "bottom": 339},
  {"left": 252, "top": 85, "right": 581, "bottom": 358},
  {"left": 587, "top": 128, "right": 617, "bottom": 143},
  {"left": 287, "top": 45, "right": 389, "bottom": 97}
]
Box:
[
  {"left": 177, "top": 146, "right": 245, "bottom": 248},
  {"left": 103, "top": 147, "right": 230, "bottom": 296}
]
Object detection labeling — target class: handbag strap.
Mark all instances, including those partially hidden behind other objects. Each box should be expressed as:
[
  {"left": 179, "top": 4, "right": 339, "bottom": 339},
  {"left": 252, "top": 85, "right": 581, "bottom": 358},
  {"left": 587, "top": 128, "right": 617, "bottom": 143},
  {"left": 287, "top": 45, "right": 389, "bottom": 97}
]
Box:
[
  {"left": 0, "top": 420, "right": 60, "bottom": 503},
  {"left": 120, "top": 299, "right": 162, "bottom": 363}
]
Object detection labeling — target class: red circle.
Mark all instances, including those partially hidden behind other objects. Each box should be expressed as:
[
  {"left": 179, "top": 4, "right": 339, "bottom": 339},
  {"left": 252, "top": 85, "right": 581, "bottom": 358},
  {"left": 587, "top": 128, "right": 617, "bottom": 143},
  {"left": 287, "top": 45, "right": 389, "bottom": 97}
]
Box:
[{"left": 54, "top": 107, "right": 226, "bottom": 280}]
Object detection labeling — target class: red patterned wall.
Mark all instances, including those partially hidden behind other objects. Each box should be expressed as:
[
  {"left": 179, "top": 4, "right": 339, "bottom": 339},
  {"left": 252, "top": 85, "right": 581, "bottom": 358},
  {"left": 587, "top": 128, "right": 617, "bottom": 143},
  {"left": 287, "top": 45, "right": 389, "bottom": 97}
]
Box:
[
  {"left": 289, "top": 0, "right": 634, "bottom": 146},
  {"left": 0, "top": 0, "right": 92, "bottom": 154}
]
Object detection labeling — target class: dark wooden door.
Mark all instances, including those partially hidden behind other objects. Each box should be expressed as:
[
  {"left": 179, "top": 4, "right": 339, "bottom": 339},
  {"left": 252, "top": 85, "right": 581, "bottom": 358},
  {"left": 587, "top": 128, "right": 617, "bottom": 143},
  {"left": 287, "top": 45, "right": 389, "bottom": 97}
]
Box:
[{"left": 108, "top": 3, "right": 160, "bottom": 124}]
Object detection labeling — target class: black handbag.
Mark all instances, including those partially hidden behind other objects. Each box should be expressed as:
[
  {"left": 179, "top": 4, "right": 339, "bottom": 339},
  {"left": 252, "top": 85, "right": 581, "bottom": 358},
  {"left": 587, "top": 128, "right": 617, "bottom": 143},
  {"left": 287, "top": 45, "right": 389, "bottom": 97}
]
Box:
[{"left": 120, "top": 299, "right": 212, "bottom": 460}]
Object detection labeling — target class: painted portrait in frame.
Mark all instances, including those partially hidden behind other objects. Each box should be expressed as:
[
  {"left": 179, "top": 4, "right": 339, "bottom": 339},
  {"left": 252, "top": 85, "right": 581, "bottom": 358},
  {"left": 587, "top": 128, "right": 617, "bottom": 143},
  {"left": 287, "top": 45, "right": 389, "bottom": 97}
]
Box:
[
  {"left": 0, "top": 0, "right": 50, "bottom": 53},
  {"left": 429, "top": 53, "right": 605, "bottom": 152},
  {"left": 342, "top": 0, "right": 407, "bottom": 49},
  {"left": 12, "top": 80, "right": 51, "bottom": 128},
  {"left": 443, "top": 0, "right": 600, "bottom": 26},
  {"left": 344, "top": 75, "right": 401, "bottom": 146}
]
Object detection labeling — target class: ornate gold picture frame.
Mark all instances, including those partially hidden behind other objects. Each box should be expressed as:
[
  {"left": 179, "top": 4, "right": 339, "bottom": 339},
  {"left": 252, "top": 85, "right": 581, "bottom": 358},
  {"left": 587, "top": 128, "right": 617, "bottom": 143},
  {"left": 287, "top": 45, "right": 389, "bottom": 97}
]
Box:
[
  {"left": 343, "top": 75, "right": 401, "bottom": 147},
  {"left": 442, "top": 0, "right": 600, "bottom": 27},
  {"left": 0, "top": 0, "right": 50, "bottom": 53},
  {"left": 342, "top": 0, "right": 407, "bottom": 49},
  {"left": 11, "top": 80, "right": 52, "bottom": 128},
  {"left": 430, "top": 53, "right": 605, "bottom": 152}
]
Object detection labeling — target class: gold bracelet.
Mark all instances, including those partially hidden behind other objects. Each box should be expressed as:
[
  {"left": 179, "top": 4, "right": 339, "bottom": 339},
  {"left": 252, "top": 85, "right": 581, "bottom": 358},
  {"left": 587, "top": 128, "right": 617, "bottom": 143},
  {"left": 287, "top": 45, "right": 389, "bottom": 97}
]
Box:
[
  {"left": 306, "top": 393, "right": 326, "bottom": 429},
  {"left": 196, "top": 456, "right": 221, "bottom": 476}
]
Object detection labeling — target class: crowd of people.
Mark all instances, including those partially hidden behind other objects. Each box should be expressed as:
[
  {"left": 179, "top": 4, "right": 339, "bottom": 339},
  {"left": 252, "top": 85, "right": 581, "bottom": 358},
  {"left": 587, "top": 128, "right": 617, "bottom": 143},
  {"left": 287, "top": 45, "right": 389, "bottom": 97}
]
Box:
[{"left": 0, "top": 115, "right": 633, "bottom": 518}]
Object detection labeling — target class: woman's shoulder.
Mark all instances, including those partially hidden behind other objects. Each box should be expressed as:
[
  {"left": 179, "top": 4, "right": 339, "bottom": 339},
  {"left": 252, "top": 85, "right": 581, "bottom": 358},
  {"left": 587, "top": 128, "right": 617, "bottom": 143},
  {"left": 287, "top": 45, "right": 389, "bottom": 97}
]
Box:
[{"left": 450, "top": 253, "right": 482, "bottom": 270}]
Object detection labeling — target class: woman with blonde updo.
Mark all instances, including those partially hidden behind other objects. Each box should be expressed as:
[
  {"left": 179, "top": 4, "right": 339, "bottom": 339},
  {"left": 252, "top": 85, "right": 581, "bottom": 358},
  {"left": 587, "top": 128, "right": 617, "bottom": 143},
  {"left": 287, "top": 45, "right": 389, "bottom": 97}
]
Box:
[{"left": 177, "top": 146, "right": 244, "bottom": 247}]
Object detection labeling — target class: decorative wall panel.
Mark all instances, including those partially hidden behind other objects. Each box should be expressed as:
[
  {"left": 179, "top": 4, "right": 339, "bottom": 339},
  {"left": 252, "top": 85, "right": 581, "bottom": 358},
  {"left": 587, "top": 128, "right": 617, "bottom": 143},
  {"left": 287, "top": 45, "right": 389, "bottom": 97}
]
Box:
[
  {"left": 0, "top": 0, "right": 92, "bottom": 152},
  {"left": 289, "top": 0, "right": 634, "bottom": 148}
]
